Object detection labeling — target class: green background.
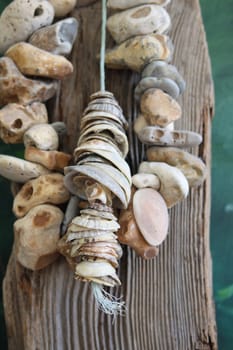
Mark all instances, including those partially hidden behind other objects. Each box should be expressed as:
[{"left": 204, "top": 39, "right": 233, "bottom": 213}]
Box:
[{"left": 0, "top": 0, "right": 233, "bottom": 349}]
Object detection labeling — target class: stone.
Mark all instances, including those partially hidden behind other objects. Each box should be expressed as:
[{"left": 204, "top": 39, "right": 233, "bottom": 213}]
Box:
[
  {"left": 6, "top": 42, "right": 73, "bottom": 80},
  {"left": 132, "top": 173, "right": 160, "bottom": 189},
  {"left": 48, "top": 0, "right": 77, "bottom": 18},
  {"left": 23, "top": 124, "right": 59, "bottom": 151},
  {"left": 0, "top": 0, "right": 54, "bottom": 54},
  {"left": 0, "top": 57, "right": 58, "bottom": 106},
  {"left": 14, "top": 204, "right": 64, "bottom": 270},
  {"left": 118, "top": 203, "right": 159, "bottom": 259},
  {"left": 137, "top": 126, "right": 203, "bottom": 147},
  {"left": 29, "top": 17, "right": 78, "bottom": 55},
  {"left": 135, "top": 77, "right": 180, "bottom": 101},
  {"left": 13, "top": 173, "right": 70, "bottom": 217},
  {"left": 140, "top": 88, "right": 182, "bottom": 127},
  {"left": 142, "top": 60, "right": 186, "bottom": 94},
  {"left": 107, "top": 5, "right": 170, "bottom": 44},
  {"left": 146, "top": 147, "right": 207, "bottom": 187},
  {"left": 104, "top": 34, "right": 173, "bottom": 72},
  {"left": 107, "top": 0, "right": 170, "bottom": 10},
  {"left": 0, "top": 102, "right": 48, "bottom": 144},
  {"left": 134, "top": 114, "right": 148, "bottom": 134},
  {"left": 138, "top": 162, "right": 189, "bottom": 207},
  {"left": 24, "top": 146, "right": 71, "bottom": 171},
  {"left": 133, "top": 188, "right": 169, "bottom": 245},
  {"left": 0, "top": 155, "right": 50, "bottom": 183}
]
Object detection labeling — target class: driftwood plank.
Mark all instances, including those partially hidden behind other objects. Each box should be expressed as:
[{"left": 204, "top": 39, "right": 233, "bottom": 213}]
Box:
[{"left": 3, "top": 0, "right": 217, "bottom": 349}]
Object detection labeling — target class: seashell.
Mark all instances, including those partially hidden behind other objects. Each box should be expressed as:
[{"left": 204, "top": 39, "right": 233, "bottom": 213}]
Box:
[
  {"left": 146, "top": 147, "right": 207, "bottom": 187},
  {"left": 29, "top": 17, "right": 78, "bottom": 55},
  {"left": 0, "top": 0, "right": 54, "bottom": 54},
  {"left": 133, "top": 188, "right": 169, "bottom": 245},
  {"left": 72, "top": 215, "right": 120, "bottom": 231},
  {"left": 138, "top": 162, "right": 189, "bottom": 207},
  {"left": 13, "top": 173, "right": 70, "bottom": 217},
  {"left": 140, "top": 88, "right": 182, "bottom": 127},
  {"left": 0, "top": 155, "right": 50, "bottom": 183},
  {"left": 78, "top": 121, "right": 129, "bottom": 157},
  {"left": 104, "top": 34, "right": 173, "bottom": 72},
  {"left": 75, "top": 251, "right": 119, "bottom": 269},
  {"left": 80, "top": 208, "right": 117, "bottom": 221},
  {"left": 107, "top": 5, "right": 171, "bottom": 44},
  {"left": 75, "top": 260, "right": 116, "bottom": 278},
  {"left": 83, "top": 162, "right": 131, "bottom": 204},
  {"left": 135, "top": 77, "right": 180, "bottom": 101},
  {"left": 64, "top": 166, "right": 128, "bottom": 208},
  {"left": 142, "top": 60, "right": 186, "bottom": 94},
  {"left": 0, "top": 57, "right": 58, "bottom": 106},
  {"left": 61, "top": 195, "right": 79, "bottom": 235},
  {"left": 82, "top": 106, "right": 125, "bottom": 126},
  {"left": 0, "top": 102, "right": 48, "bottom": 144},
  {"left": 24, "top": 146, "right": 72, "bottom": 171},
  {"left": 48, "top": 0, "right": 77, "bottom": 18},
  {"left": 132, "top": 173, "right": 160, "bottom": 189},
  {"left": 107, "top": 0, "right": 171, "bottom": 10},
  {"left": 79, "top": 241, "right": 122, "bottom": 257},
  {"left": 89, "top": 274, "right": 121, "bottom": 287},
  {"left": 24, "top": 124, "right": 59, "bottom": 151},
  {"left": 73, "top": 140, "right": 131, "bottom": 183},
  {"left": 6, "top": 42, "right": 73, "bottom": 79},
  {"left": 137, "top": 126, "right": 203, "bottom": 147},
  {"left": 14, "top": 204, "right": 63, "bottom": 270},
  {"left": 85, "top": 180, "right": 112, "bottom": 205},
  {"left": 66, "top": 230, "right": 117, "bottom": 240}
]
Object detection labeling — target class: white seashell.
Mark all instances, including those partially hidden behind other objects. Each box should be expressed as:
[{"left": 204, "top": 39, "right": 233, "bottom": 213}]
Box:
[
  {"left": 138, "top": 162, "right": 189, "bottom": 208},
  {"left": 71, "top": 215, "right": 120, "bottom": 231},
  {"left": 107, "top": 5, "right": 171, "bottom": 44},
  {"left": 75, "top": 260, "right": 116, "bottom": 278},
  {"left": 0, "top": 0, "right": 54, "bottom": 54}
]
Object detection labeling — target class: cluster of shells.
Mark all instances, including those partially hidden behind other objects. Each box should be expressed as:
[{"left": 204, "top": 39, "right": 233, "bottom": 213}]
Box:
[
  {"left": 0, "top": 0, "right": 78, "bottom": 270},
  {"left": 58, "top": 91, "right": 131, "bottom": 287},
  {"left": 105, "top": 0, "right": 207, "bottom": 257}
]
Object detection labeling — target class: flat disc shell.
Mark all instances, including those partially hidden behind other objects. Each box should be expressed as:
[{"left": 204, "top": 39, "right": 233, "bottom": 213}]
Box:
[{"left": 133, "top": 188, "right": 169, "bottom": 246}]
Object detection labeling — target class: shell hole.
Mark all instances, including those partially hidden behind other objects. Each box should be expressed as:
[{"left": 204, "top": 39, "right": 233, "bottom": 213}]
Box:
[
  {"left": 34, "top": 6, "right": 44, "bottom": 17},
  {"left": 12, "top": 118, "right": 23, "bottom": 129},
  {"left": 155, "top": 129, "right": 164, "bottom": 138},
  {"left": 22, "top": 185, "right": 33, "bottom": 200}
]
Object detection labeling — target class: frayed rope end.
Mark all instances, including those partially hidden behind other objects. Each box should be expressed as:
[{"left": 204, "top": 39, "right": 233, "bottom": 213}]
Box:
[{"left": 91, "top": 282, "right": 127, "bottom": 317}]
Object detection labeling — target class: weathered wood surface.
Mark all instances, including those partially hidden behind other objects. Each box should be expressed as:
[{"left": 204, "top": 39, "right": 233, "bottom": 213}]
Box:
[{"left": 3, "top": 0, "right": 217, "bottom": 349}]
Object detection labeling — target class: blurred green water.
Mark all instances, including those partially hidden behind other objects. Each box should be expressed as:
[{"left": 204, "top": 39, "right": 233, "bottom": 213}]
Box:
[{"left": 0, "top": 0, "right": 233, "bottom": 349}]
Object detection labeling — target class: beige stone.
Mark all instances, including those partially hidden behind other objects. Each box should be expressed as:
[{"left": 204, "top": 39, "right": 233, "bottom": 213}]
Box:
[
  {"left": 0, "top": 102, "right": 48, "bottom": 143},
  {"left": 132, "top": 173, "right": 160, "bottom": 189},
  {"left": 6, "top": 42, "right": 73, "bottom": 79},
  {"left": 138, "top": 161, "right": 189, "bottom": 207},
  {"left": 133, "top": 188, "right": 169, "bottom": 245},
  {"left": 104, "top": 34, "right": 173, "bottom": 72},
  {"left": 146, "top": 147, "right": 207, "bottom": 187},
  {"left": 107, "top": 5, "right": 170, "bottom": 44},
  {"left": 140, "top": 88, "right": 182, "bottom": 127},
  {"left": 0, "top": 57, "right": 58, "bottom": 106},
  {"left": 0, "top": 0, "right": 54, "bottom": 54},
  {"left": 29, "top": 17, "right": 78, "bottom": 55},
  {"left": 24, "top": 124, "right": 59, "bottom": 151},
  {"left": 13, "top": 173, "right": 70, "bottom": 217},
  {"left": 0, "top": 155, "right": 50, "bottom": 183},
  {"left": 25, "top": 146, "right": 71, "bottom": 171},
  {"left": 107, "top": 0, "right": 170, "bottom": 10},
  {"left": 48, "top": 0, "right": 77, "bottom": 18},
  {"left": 14, "top": 204, "right": 64, "bottom": 270},
  {"left": 138, "top": 126, "right": 203, "bottom": 147},
  {"left": 134, "top": 114, "right": 148, "bottom": 134}
]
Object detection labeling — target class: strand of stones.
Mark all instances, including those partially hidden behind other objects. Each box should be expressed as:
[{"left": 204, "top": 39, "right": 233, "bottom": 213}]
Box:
[
  {"left": 58, "top": 91, "right": 131, "bottom": 288},
  {"left": 0, "top": 0, "right": 78, "bottom": 270},
  {"left": 106, "top": 0, "right": 207, "bottom": 257}
]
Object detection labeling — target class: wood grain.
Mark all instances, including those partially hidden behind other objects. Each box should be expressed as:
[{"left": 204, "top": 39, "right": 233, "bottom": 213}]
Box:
[{"left": 3, "top": 0, "right": 217, "bottom": 349}]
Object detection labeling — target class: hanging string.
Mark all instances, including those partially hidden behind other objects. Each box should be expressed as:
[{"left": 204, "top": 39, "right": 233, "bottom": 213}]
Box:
[{"left": 100, "top": 0, "right": 107, "bottom": 91}]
